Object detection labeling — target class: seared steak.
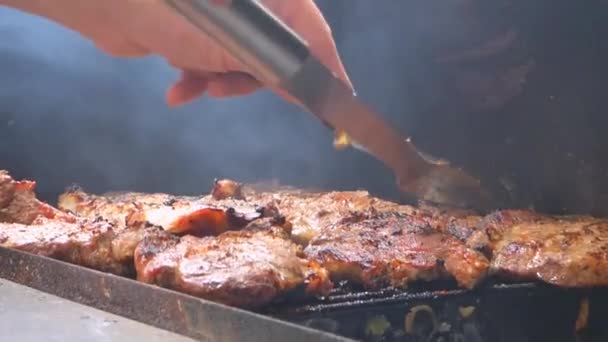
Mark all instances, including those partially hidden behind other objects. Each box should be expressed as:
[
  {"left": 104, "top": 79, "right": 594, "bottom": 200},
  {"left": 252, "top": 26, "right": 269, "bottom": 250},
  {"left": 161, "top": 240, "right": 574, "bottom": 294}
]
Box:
[
  {"left": 471, "top": 210, "right": 608, "bottom": 287},
  {"left": 134, "top": 219, "right": 332, "bottom": 308},
  {"left": 0, "top": 171, "right": 131, "bottom": 274},
  {"left": 60, "top": 178, "right": 608, "bottom": 290},
  {"left": 3, "top": 170, "right": 607, "bottom": 306},
  {"left": 0, "top": 218, "right": 130, "bottom": 275},
  {"left": 60, "top": 180, "right": 421, "bottom": 244},
  {"left": 233, "top": 182, "right": 431, "bottom": 244},
  {"left": 304, "top": 210, "right": 490, "bottom": 289},
  {"left": 1, "top": 170, "right": 75, "bottom": 224},
  {"left": 58, "top": 187, "right": 264, "bottom": 237}
]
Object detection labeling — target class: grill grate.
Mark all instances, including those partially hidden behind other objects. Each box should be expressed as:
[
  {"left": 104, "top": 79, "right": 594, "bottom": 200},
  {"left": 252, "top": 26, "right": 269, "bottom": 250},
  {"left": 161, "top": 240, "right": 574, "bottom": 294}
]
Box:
[{"left": 266, "top": 280, "right": 608, "bottom": 342}]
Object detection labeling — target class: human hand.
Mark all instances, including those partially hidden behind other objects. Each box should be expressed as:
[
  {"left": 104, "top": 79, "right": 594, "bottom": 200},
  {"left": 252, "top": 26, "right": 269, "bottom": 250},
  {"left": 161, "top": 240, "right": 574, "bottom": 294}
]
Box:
[{"left": 3, "top": 0, "right": 352, "bottom": 107}]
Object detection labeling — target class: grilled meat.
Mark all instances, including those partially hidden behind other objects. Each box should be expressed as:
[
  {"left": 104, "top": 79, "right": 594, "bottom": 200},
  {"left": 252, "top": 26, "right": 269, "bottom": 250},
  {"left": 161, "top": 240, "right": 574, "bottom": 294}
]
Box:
[
  {"left": 466, "top": 209, "right": 544, "bottom": 252},
  {"left": 241, "top": 187, "right": 423, "bottom": 244},
  {"left": 60, "top": 181, "right": 415, "bottom": 244},
  {"left": 471, "top": 210, "right": 608, "bottom": 287},
  {"left": 415, "top": 202, "right": 483, "bottom": 241},
  {"left": 304, "top": 211, "right": 490, "bottom": 290},
  {"left": 0, "top": 171, "right": 131, "bottom": 274},
  {"left": 134, "top": 219, "right": 332, "bottom": 308},
  {"left": 235, "top": 181, "right": 484, "bottom": 244},
  {"left": 58, "top": 187, "right": 264, "bottom": 237},
  {"left": 58, "top": 188, "right": 173, "bottom": 227},
  {"left": 0, "top": 218, "right": 130, "bottom": 275},
  {"left": 15, "top": 174, "right": 606, "bottom": 294},
  {"left": 1, "top": 170, "right": 75, "bottom": 224}
]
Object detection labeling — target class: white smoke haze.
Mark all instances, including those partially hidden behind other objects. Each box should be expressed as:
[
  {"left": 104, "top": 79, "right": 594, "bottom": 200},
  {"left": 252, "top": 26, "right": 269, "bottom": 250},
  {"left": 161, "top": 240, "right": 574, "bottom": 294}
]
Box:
[{"left": 1, "top": 1, "right": 607, "bottom": 216}]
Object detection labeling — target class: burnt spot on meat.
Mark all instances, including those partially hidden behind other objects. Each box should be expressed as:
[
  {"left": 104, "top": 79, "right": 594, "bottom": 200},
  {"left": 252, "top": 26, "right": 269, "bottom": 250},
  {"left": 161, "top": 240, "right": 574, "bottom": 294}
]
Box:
[
  {"left": 337, "top": 211, "right": 371, "bottom": 225},
  {"left": 317, "top": 209, "right": 330, "bottom": 218},
  {"left": 136, "top": 230, "right": 179, "bottom": 259},
  {"left": 270, "top": 215, "right": 287, "bottom": 226},
  {"left": 504, "top": 242, "right": 523, "bottom": 254},
  {"left": 257, "top": 202, "right": 280, "bottom": 219},
  {"left": 390, "top": 227, "right": 403, "bottom": 236},
  {"left": 163, "top": 198, "right": 178, "bottom": 207}
]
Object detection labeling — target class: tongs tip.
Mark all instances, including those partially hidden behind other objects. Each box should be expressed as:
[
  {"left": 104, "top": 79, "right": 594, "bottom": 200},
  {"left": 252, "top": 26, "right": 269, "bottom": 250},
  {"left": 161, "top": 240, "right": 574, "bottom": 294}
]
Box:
[{"left": 402, "top": 164, "right": 495, "bottom": 213}]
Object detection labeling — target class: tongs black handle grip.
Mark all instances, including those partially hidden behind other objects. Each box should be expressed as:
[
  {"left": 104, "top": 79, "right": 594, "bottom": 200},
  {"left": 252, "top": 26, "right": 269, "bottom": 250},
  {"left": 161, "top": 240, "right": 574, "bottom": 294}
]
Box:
[{"left": 165, "top": 0, "right": 311, "bottom": 86}]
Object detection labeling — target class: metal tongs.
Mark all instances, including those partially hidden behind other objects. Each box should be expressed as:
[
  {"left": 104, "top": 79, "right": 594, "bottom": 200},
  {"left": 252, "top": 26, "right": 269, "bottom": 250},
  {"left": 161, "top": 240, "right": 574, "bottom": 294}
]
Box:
[{"left": 165, "top": 0, "right": 494, "bottom": 211}]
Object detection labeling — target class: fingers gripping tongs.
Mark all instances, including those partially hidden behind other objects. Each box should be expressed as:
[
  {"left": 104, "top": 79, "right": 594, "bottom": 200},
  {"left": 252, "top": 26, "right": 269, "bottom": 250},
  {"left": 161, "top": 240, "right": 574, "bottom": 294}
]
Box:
[{"left": 165, "top": 0, "right": 494, "bottom": 211}]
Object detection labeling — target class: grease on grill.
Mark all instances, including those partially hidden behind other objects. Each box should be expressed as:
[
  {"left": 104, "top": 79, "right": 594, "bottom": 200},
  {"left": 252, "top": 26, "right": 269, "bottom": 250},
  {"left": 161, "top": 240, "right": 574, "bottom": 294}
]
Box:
[
  {"left": 458, "top": 306, "right": 475, "bottom": 318},
  {"left": 405, "top": 305, "right": 438, "bottom": 337},
  {"left": 163, "top": 198, "right": 177, "bottom": 207},
  {"left": 576, "top": 297, "right": 589, "bottom": 332},
  {"left": 365, "top": 315, "right": 391, "bottom": 339}
]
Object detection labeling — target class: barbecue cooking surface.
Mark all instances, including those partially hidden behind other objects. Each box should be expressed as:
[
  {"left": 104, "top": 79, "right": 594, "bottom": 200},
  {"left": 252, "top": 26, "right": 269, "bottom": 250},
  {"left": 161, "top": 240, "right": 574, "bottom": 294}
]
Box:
[{"left": 2, "top": 171, "right": 608, "bottom": 311}]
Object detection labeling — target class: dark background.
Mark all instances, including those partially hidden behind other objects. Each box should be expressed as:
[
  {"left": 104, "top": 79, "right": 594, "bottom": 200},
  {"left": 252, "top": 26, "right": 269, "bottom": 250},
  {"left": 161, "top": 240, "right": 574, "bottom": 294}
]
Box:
[{"left": 1, "top": 0, "right": 607, "bottom": 215}]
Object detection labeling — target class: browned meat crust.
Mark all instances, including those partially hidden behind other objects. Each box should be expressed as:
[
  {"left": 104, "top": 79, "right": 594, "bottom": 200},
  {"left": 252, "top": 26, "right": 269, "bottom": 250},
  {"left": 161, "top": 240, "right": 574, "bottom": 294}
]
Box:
[
  {"left": 0, "top": 171, "right": 131, "bottom": 274},
  {"left": 0, "top": 218, "right": 130, "bottom": 275},
  {"left": 1, "top": 170, "right": 75, "bottom": 224},
  {"left": 60, "top": 179, "right": 444, "bottom": 244},
  {"left": 465, "top": 209, "right": 544, "bottom": 252},
  {"left": 241, "top": 187, "right": 424, "bottom": 244},
  {"left": 470, "top": 210, "right": 608, "bottom": 287},
  {"left": 59, "top": 187, "right": 264, "bottom": 237},
  {"left": 134, "top": 219, "right": 333, "bottom": 308},
  {"left": 59, "top": 179, "right": 608, "bottom": 291},
  {"left": 304, "top": 211, "right": 489, "bottom": 290},
  {"left": 3, "top": 174, "right": 599, "bottom": 299}
]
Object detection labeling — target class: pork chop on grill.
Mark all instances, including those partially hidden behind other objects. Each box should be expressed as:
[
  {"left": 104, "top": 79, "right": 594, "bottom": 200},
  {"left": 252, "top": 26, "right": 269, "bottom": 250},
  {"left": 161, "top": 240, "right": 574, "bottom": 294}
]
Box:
[
  {"left": 52, "top": 176, "right": 608, "bottom": 292},
  {"left": 0, "top": 218, "right": 131, "bottom": 275},
  {"left": 304, "top": 210, "right": 490, "bottom": 290},
  {"left": 1, "top": 170, "right": 75, "bottom": 224},
  {"left": 469, "top": 209, "right": 608, "bottom": 287},
  {"left": 0, "top": 171, "right": 131, "bottom": 274},
  {"left": 134, "top": 218, "right": 333, "bottom": 308},
  {"left": 58, "top": 186, "right": 265, "bottom": 237},
  {"left": 215, "top": 179, "right": 448, "bottom": 244},
  {"left": 60, "top": 179, "right": 413, "bottom": 244}
]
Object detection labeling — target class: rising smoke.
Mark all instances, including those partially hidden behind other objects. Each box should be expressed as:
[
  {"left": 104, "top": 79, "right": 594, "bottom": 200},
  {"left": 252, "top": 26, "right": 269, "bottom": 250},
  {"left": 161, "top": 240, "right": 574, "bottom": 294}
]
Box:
[
  {"left": 1, "top": 1, "right": 607, "bottom": 216},
  {"left": 0, "top": 2, "right": 406, "bottom": 203}
]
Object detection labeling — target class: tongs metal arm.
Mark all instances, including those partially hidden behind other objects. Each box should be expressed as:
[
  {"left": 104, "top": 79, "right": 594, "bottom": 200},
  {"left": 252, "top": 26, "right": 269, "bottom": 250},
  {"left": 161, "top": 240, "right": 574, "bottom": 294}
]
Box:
[
  {"left": 164, "top": 0, "right": 495, "bottom": 211},
  {"left": 165, "top": 0, "right": 311, "bottom": 87}
]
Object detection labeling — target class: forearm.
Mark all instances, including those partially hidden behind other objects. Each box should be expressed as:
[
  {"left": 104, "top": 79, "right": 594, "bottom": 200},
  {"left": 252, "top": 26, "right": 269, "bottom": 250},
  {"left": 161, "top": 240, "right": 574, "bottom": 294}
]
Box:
[
  {"left": 0, "top": 1, "right": 97, "bottom": 41},
  {"left": 1, "top": 0, "right": 68, "bottom": 27},
  {"left": 1, "top": 0, "right": 45, "bottom": 14}
]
